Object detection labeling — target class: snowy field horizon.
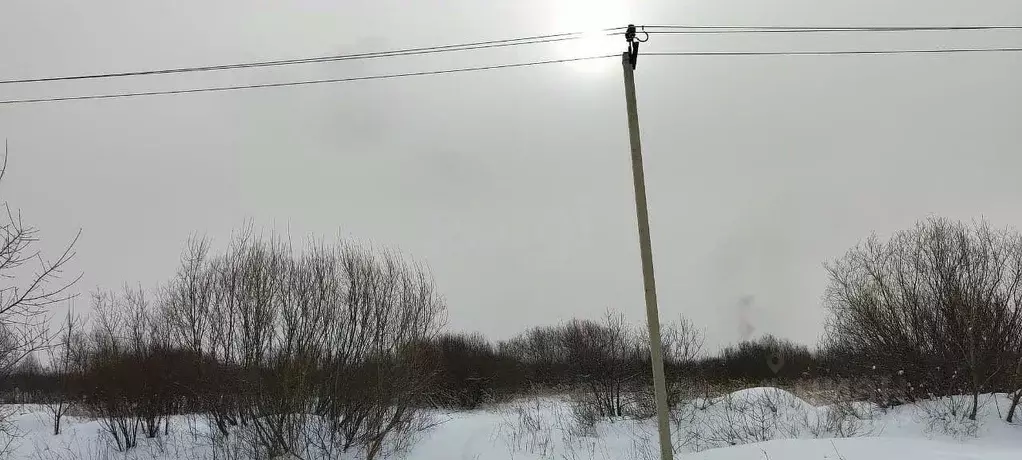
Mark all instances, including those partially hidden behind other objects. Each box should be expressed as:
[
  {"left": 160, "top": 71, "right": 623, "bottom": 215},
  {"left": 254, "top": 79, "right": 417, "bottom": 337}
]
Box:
[{"left": 8, "top": 388, "right": 1022, "bottom": 460}]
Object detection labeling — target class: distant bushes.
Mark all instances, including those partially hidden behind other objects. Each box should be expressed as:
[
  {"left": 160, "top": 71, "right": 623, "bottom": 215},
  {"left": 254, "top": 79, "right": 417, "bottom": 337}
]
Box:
[
  {"left": 418, "top": 332, "right": 522, "bottom": 409},
  {"left": 696, "top": 335, "right": 815, "bottom": 383},
  {"left": 5, "top": 315, "right": 839, "bottom": 420},
  {"left": 422, "top": 316, "right": 842, "bottom": 416}
]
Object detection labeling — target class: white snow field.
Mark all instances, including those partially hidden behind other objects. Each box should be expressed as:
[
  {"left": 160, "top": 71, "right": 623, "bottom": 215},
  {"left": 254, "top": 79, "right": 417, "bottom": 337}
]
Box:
[{"left": 7, "top": 388, "right": 1022, "bottom": 459}]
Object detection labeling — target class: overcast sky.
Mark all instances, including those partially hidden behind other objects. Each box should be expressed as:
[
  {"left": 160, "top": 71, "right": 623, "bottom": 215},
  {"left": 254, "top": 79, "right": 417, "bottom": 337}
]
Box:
[{"left": 1, "top": 0, "right": 1020, "bottom": 351}]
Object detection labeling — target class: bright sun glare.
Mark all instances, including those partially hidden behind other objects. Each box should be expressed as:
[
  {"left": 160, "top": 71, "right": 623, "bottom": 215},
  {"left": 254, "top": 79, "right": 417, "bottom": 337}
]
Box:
[{"left": 549, "top": 1, "right": 629, "bottom": 73}]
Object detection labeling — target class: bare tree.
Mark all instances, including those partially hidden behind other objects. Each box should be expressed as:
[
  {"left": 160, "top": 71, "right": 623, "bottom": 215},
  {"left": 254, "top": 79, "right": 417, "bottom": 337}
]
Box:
[
  {"left": 559, "top": 312, "right": 639, "bottom": 418},
  {"left": 660, "top": 315, "right": 705, "bottom": 367},
  {"left": 84, "top": 290, "right": 140, "bottom": 451},
  {"left": 163, "top": 236, "right": 214, "bottom": 356},
  {"left": 45, "top": 304, "right": 82, "bottom": 435},
  {"left": 0, "top": 144, "right": 80, "bottom": 454},
  {"left": 0, "top": 144, "right": 80, "bottom": 376},
  {"left": 657, "top": 315, "right": 705, "bottom": 407}
]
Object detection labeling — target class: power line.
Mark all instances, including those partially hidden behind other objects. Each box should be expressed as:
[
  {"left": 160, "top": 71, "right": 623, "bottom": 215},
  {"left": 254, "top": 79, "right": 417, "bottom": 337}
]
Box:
[
  {"left": 3, "top": 47, "right": 1020, "bottom": 106},
  {"left": 646, "top": 28, "right": 1022, "bottom": 35},
  {"left": 0, "top": 27, "right": 627, "bottom": 85},
  {"left": 645, "top": 47, "right": 1022, "bottom": 56},
  {"left": 5, "top": 24, "right": 1018, "bottom": 86},
  {"left": 644, "top": 25, "right": 1022, "bottom": 32},
  {"left": 0, "top": 54, "right": 619, "bottom": 105}
]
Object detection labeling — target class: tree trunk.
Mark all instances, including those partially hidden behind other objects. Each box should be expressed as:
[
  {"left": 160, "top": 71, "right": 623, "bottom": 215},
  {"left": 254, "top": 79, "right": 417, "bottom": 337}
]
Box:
[
  {"left": 969, "top": 389, "right": 979, "bottom": 421},
  {"left": 1008, "top": 390, "right": 1022, "bottom": 423}
]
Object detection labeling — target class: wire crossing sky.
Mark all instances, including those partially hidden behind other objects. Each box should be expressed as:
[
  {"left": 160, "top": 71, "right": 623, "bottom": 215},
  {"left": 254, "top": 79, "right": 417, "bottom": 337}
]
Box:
[
  {"left": 0, "top": 27, "right": 629, "bottom": 85},
  {"left": 1, "top": 23, "right": 1020, "bottom": 105}
]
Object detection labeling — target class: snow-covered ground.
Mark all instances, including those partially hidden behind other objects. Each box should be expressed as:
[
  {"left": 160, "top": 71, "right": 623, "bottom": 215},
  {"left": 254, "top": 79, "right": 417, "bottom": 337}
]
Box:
[{"left": 6, "top": 388, "right": 1022, "bottom": 459}]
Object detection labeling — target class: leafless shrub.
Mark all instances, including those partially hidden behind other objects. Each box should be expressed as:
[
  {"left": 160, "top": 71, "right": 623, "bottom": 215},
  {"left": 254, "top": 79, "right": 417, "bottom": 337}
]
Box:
[
  {"left": 493, "top": 400, "right": 554, "bottom": 457},
  {"left": 827, "top": 401, "right": 876, "bottom": 437},
  {"left": 567, "top": 392, "right": 601, "bottom": 436},
  {"left": 566, "top": 312, "right": 643, "bottom": 418},
  {"left": 493, "top": 396, "right": 614, "bottom": 459},
  {"left": 152, "top": 230, "right": 446, "bottom": 460},
  {"left": 825, "top": 217, "right": 1022, "bottom": 420},
  {"left": 917, "top": 395, "right": 980, "bottom": 438},
  {"left": 797, "top": 399, "right": 876, "bottom": 439}
]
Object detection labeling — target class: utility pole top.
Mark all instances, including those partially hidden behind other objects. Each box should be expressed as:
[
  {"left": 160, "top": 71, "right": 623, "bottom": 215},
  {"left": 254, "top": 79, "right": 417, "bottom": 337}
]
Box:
[{"left": 624, "top": 24, "right": 648, "bottom": 69}]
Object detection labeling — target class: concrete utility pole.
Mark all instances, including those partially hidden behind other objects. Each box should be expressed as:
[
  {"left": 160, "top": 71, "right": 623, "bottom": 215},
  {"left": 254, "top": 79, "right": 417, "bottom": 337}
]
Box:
[{"left": 621, "top": 25, "right": 674, "bottom": 460}]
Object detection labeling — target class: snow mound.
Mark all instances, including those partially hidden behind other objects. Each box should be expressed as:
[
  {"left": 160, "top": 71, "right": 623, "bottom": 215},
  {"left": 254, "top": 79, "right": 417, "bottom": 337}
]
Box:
[{"left": 673, "top": 386, "right": 878, "bottom": 451}]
